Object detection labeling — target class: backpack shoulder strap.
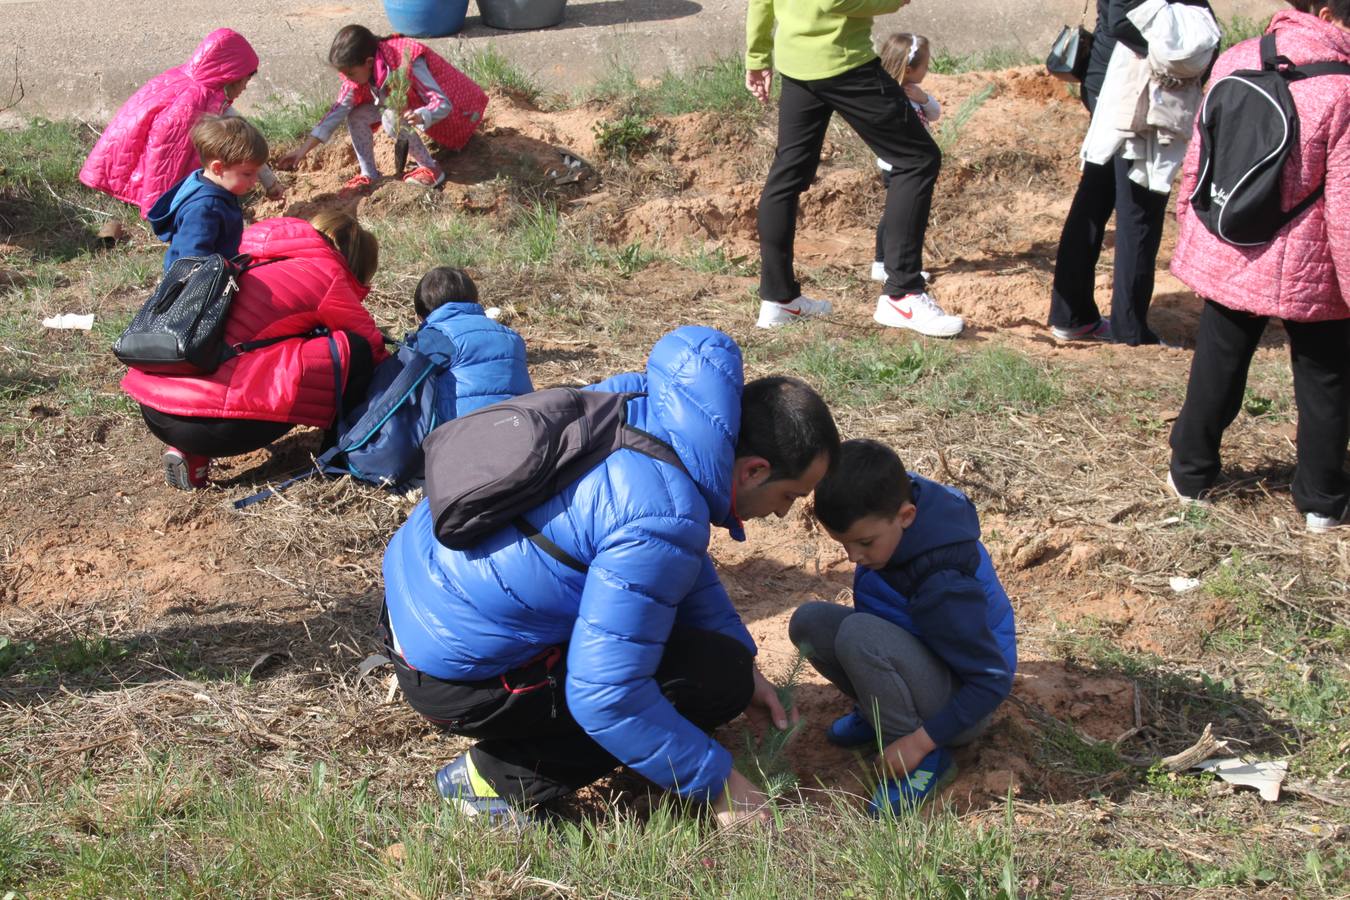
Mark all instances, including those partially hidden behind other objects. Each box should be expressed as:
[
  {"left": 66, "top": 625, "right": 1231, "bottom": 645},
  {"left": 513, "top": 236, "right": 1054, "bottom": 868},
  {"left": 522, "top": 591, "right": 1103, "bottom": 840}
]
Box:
[
  {"left": 1260, "top": 32, "right": 1283, "bottom": 71},
  {"left": 1287, "top": 61, "right": 1350, "bottom": 79}
]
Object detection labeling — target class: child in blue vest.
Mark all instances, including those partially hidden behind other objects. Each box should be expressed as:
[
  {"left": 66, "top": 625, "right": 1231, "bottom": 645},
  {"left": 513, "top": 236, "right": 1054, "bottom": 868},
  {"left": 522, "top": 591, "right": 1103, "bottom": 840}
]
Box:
[
  {"left": 411, "top": 267, "right": 533, "bottom": 418},
  {"left": 148, "top": 115, "right": 268, "bottom": 271},
  {"left": 790, "top": 439, "right": 1016, "bottom": 815}
]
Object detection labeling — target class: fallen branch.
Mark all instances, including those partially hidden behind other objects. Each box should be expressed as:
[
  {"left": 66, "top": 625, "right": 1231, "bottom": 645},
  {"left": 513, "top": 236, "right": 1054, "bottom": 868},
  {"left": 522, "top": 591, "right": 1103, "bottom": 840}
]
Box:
[
  {"left": 0, "top": 52, "right": 23, "bottom": 114},
  {"left": 1158, "top": 723, "right": 1228, "bottom": 773}
]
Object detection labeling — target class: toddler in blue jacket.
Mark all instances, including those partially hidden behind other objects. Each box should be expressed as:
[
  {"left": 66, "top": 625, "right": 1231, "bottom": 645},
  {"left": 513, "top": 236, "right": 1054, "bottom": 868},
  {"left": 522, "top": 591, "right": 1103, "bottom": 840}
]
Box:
[
  {"left": 790, "top": 439, "right": 1016, "bottom": 815},
  {"left": 411, "top": 267, "right": 533, "bottom": 418},
  {"left": 148, "top": 115, "right": 268, "bottom": 271}
]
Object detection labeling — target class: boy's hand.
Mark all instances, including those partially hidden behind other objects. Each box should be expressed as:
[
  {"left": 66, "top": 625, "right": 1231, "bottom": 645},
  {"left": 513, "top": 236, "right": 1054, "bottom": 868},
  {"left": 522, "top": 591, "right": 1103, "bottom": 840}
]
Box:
[
  {"left": 746, "top": 68, "right": 773, "bottom": 105},
  {"left": 744, "top": 665, "right": 798, "bottom": 735},
  {"left": 711, "top": 769, "right": 772, "bottom": 827},
  {"left": 883, "top": 728, "right": 937, "bottom": 777}
]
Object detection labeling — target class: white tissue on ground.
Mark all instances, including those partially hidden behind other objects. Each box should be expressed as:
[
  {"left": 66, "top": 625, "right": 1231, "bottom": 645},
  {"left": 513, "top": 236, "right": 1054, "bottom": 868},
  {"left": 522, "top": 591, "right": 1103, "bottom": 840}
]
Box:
[{"left": 42, "top": 314, "right": 95, "bottom": 330}]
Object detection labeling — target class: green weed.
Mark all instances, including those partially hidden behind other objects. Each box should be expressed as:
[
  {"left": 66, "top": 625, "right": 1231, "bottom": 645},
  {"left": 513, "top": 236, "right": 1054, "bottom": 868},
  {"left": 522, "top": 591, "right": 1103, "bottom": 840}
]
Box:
[
  {"left": 609, "top": 241, "right": 658, "bottom": 277},
  {"left": 674, "top": 244, "right": 755, "bottom": 276},
  {"left": 786, "top": 334, "right": 953, "bottom": 407},
  {"left": 246, "top": 94, "right": 330, "bottom": 148},
  {"left": 937, "top": 83, "right": 996, "bottom": 155},
  {"left": 593, "top": 115, "right": 659, "bottom": 161},
  {"left": 592, "top": 55, "right": 762, "bottom": 121},
  {"left": 926, "top": 345, "right": 1060, "bottom": 414},
  {"left": 0, "top": 118, "right": 89, "bottom": 190},
  {"left": 510, "top": 201, "right": 562, "bottom": 266},
  {"left": 456, "top": 43, "right": 543, "bottom": 104},
  {"left": 1221, "top": 15, "right": 1268, "bottom": 52},
  {"left": 929, "top": 47, "right": 1038, "bottom": 75}
]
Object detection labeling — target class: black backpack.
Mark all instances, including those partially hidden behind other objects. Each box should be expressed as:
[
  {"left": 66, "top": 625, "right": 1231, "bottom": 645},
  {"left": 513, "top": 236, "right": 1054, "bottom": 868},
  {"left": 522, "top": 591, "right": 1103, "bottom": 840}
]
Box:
[
  {"left": 113, "top": 254, "right": 297, "bottom": 375},
  {"left": 1190, "top": 33, "right": 1350, "bottom": 246},
  {"left": 423, "top": 387, "right": 687, "bottom": 571}
]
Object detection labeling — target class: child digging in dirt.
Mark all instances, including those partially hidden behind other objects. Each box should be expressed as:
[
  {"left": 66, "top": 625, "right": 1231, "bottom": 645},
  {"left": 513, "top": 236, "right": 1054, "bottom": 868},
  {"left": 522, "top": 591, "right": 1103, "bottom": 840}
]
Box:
[
  {"left": 410, "top": 266, "right": 534, "bottom": 416},
  {"left": 275, "top": 25, "right": 488, "bottom": 193},
  {"left": 870, "top": 33, "right": 939, "bottom": 295},
  {"left": 148, "top": 116, "right": 268, "bottom": 271},
  {"left": 790, "top": 439, "right": 1016, "bottom": 815},
  {"left": 79, "top": 29, "right": 284, "bottom": 218}
]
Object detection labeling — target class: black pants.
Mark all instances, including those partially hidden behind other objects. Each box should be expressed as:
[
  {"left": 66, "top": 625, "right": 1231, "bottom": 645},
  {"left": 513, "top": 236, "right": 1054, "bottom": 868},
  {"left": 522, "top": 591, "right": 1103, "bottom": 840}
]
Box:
[
  {"left": 1049, "top": 154, "right": 1170, "bottom": 346},
  {"left": 138, "top": 332, "right": 376, "bottom": 458},
  {"left": 391, "top": 624, "right": 755, "bottom": 807},
  {"left": 1169, "top": 300, "right": 1350, "bottom": 518},
  {"left": 758, "top": 59, "right": 940, "bottom": 302}
]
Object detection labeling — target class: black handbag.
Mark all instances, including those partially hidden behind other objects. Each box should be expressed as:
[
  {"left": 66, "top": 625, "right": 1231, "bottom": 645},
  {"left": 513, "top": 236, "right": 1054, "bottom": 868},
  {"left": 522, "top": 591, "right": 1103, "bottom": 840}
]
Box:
[
  {"left": 113, "top": 254, "right": 289, "bottom": 375},
  {"left": 1046, "top": 0, "right": 1094, "bottom": 84}
]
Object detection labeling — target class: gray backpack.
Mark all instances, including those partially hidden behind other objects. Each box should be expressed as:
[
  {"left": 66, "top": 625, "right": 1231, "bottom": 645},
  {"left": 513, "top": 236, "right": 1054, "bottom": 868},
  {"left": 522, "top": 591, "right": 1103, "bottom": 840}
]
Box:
[{"left": 423, "top": 387, "right": 687, "bottom": 571}]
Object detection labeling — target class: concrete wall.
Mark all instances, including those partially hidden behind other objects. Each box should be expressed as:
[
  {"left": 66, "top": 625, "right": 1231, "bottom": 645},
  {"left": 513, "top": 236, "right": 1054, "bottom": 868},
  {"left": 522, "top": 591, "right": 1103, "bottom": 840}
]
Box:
[{"left": 0, "top": 0, "right": 1290, "bottom": 121}]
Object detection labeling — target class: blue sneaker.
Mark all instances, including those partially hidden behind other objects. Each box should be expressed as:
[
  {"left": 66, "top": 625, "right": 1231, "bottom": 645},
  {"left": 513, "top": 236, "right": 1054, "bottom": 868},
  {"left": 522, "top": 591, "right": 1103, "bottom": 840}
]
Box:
[
  {"left": 827, "top": 706, "right": 879, "bottom": 748},
  {"left": 867, "top": 748, "right": 956, "bottom": 816},
  {"left": 434, "top": 753, "right": 525, "bottom": 827}
]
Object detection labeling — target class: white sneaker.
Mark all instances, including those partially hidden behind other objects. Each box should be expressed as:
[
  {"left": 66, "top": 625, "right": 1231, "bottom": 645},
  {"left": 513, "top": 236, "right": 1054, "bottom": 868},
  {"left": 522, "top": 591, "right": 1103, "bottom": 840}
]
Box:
[
  {"left": 874, "top": 293, "right": 963, "bottom": 337},
  {"left": 871, "top": 262, "right": 931, "bottom": 284},
  {"left": 757, "top": 295, "right": 834, "bottom": 328},
  {"left": 1306, "top": 511, "right": 1348, "bottom": 533}
]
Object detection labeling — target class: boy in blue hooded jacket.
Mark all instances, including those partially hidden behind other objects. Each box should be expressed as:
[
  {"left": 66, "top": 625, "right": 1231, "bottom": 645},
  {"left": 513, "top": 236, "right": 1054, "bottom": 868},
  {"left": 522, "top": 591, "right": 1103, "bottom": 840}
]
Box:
[
  {"left": 148, "top": 115, "right": 268, "bottom": 271},
  {"left": 410, "top": 267, "right": 533, "bottom": 418},
  {"left": 790, "top": 439, "right": 1016, "bottom": 815}
]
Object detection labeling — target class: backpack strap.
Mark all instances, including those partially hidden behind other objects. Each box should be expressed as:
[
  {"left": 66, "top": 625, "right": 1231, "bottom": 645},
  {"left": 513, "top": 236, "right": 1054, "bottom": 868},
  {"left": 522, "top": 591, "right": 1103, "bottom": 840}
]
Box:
[
  {"left": 1261, "top": 33, "right": 1350, "bottom": 80},
  {"left": 513, "top": 391, "right": 691, "bottom": 575},
  {"left": 1285, "top": 61, "right": 1350, "bottom": 80}
]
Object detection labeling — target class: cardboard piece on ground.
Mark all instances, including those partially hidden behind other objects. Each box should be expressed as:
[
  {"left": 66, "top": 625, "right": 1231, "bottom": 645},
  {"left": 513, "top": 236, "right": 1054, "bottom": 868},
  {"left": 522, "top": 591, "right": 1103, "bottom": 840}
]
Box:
[{"left": 1194, "top": 757, "right": 1288, "bottom": 801}]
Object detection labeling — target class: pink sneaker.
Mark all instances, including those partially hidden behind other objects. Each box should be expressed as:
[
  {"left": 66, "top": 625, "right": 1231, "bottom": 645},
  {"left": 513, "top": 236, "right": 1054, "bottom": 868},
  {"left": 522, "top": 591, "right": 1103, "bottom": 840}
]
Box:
[{"left": 163, "top": 448, "right": 211, "bottom": 490}]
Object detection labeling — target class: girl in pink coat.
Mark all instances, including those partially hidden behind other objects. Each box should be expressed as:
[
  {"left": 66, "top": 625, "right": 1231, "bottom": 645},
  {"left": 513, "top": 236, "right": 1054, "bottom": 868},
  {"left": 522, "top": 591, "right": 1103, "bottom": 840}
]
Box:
[
  {"left": 80, "top": 29, "right": 281, "bottom": 218},
  {"left": 1168, "top": 1, "right": 1350, "bottom": 532}
]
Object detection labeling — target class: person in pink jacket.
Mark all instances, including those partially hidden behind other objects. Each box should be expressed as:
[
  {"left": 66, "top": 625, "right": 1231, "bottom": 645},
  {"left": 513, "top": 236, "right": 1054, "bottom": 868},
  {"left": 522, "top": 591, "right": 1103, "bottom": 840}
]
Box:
[
  {"left": 121, "top": 211, "right": 389, "bottom": 490},
  {"left": 80, "top": 29, "right": 282, "bottom": 218},
  {"left": 1168, "top": 1, "right": 1350, "bottom": 532}
]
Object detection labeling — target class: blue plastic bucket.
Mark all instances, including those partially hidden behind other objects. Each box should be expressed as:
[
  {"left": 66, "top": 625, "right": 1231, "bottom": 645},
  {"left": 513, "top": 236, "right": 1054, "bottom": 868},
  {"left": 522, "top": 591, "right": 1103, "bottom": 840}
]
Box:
[{"left": 383, "top": 0, "right": 470, "bottom": 37}]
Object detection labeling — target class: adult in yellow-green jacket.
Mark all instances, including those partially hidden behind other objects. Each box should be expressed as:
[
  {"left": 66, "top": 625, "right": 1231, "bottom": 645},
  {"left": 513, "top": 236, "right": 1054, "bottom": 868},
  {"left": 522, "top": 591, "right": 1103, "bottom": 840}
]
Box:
[{"left": 747, "top": 0, "right": 959, "bottom": 338}]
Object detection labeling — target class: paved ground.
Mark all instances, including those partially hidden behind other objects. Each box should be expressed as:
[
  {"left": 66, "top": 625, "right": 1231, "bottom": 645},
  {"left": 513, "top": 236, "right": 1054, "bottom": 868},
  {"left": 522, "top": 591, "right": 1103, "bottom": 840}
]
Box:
[{"left": 2, "top": 0, "right": 1280, "bottom": 121}]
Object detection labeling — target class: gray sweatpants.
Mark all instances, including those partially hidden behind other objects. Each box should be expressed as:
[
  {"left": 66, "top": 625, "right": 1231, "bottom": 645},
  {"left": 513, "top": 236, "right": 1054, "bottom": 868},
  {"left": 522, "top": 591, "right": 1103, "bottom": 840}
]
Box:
[{"left": 788, "top": 601, "right": 991, "bottom": 747}]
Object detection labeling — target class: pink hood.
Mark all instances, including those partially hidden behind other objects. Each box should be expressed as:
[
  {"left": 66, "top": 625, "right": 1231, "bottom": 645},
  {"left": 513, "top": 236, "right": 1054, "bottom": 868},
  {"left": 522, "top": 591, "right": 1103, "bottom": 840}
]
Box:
[
  {"left": 79, "top": 29, "right": 259, "bottom": 217},
  {"left": 122, "top": 218, "right": 388, "bottom": 427},
  {"left": 1171, "top": 11, "right": 1350, "bottom": 322}
]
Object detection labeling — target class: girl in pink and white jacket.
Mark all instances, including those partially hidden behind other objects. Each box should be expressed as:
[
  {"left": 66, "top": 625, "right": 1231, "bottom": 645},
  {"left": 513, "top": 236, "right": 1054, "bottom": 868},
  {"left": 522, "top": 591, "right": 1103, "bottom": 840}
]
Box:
[{"left": 1168, "top": 1, "right": 1350, "bottom": 532}]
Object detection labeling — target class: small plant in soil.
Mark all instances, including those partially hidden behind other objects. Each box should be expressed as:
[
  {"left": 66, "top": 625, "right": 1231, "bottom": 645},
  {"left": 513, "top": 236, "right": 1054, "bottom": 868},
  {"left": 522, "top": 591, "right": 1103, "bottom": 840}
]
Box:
[
  {"left": 381, "top": 50, "right": 414, "bottom": 178},
  {"left": 593, "top": 115, "right": 659, "bottom": 161},
  {"left": 744, "top": 650, "right": 807, "bottom": 799}
]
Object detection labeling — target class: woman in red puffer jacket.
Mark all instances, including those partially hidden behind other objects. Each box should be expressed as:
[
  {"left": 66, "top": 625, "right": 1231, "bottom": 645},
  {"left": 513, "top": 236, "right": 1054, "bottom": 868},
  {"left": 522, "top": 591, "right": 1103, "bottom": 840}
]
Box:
[
  {"left": 1168, "top": 1, "right": 1350, "bottom": 532},
  {"left": 121, "top": 211, "right": 388, "bottom": 489}
]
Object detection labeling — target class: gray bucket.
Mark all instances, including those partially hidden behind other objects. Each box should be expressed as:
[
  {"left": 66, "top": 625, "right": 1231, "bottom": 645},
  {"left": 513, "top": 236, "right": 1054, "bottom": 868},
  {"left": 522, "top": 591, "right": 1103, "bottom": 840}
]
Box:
[{"left": 477, "top": 0, "right": 566, "bottom": 29}]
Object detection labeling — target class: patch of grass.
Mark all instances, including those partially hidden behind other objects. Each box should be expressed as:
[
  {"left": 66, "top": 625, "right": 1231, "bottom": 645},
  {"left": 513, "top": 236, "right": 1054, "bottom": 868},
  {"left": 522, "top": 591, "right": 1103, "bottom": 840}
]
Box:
[
  {"left": 0, "top": 118, "right": 88, "bottom": 190},
  {"left": 673, "top": 244, "right": 755, "bottom": 277},
  {"left": 2, "top": 635, "right": 133, "bottom": 678},
  {"left": 937, "top": 82, "right": 996, "bottom": 154},
  {"left": 592, "top": 55, "right": 762, "bottom": 121},
  {"left": 925, "top": 346, "right": 1060, "bottom": 414},
  {"left": 10, "top": 761, "right": 1032, "bottom": 897},
  {"left": 608, "top": 241, "right": 658, "bottom": 277},
  {"left": 593, "top": 115, "right": 659, "bottom": 161},
  {"left": 929, "top": 47, "right": 1038, "bottom": 75},
  {"left": 456, "top": 43, "right": 543, "bottom": 104},
  {"left": 509, "top": 200, "right": 563, "bottom": 266},
  {"left": 246, "top": 94, "right": 331, "bottom": 149},
  {"left": 1221, "top": 15, "right": 1268, "bottom": 52},
  {"left": 786, "top": 334, "right": 954, "bottom": 407}
]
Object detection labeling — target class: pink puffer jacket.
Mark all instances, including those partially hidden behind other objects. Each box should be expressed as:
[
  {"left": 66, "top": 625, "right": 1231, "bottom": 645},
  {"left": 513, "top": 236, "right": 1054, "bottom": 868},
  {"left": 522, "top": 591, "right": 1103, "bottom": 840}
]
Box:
[
  {"left": 1171, "top": 10, "right": 1350, "bottom": 322},
  {"left": 121, "top": 218, "right": 389, "bottom": 427},
  {"left": 79, "top": 29, "right": 259, "bottom": 218}
]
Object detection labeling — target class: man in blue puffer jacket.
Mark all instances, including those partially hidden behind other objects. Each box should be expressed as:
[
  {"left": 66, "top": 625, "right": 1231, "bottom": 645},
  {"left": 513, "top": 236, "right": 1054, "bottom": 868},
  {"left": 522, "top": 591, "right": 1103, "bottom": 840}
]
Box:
[
  {"left": 410, "top": 267, "right": 534, "bottom": 417},
  {"left": 791, "top": 439, "right": 1016, "bottom": 816},
  {"left": 382, "top": 326, "right": 840, "bottom": 825}
]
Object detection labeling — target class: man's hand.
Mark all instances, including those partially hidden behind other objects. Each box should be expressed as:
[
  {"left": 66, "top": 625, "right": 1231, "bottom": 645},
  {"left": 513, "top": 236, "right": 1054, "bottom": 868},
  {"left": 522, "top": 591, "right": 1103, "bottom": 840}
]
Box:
[
  {"left": 265, "top": 182, "right": 286, "bottom": 201},
  {"left": 882, "top": 727, "right": 937, "bottom": 778},
  {"left": 902, "top": 83, "right": 930, "bottom": 105},
  {"left": 746, "top": 68, "right": 773, "bottom": 105},
  {"left": 744, "top": 665, "right": 799, "bottom": 735},
  {"left": 711, "top": 768, "right": 771, "bottom": 827}
]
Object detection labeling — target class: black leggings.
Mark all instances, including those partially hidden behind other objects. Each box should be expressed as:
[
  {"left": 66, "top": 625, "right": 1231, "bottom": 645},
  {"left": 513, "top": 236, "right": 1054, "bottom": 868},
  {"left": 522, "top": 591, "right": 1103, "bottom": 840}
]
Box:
[{"left": 140, "top": 332, "right": 376, "bottom": 458}]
